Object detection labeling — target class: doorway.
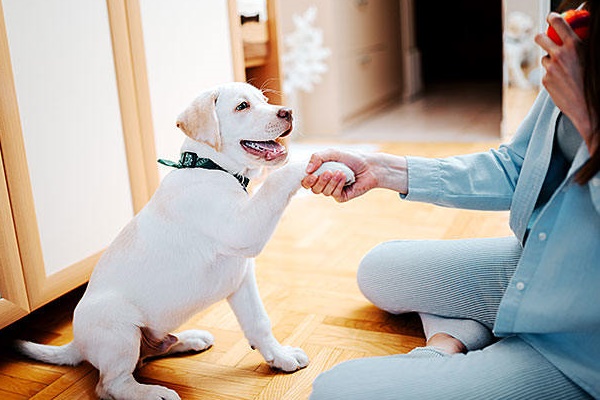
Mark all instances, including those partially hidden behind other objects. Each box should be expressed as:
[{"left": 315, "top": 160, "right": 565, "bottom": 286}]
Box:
[
  {"left": 342, "top": 0, "right": 504, "bottom": 142},
  {"left": 414, "top": 0, "right": 504, "bottom": 141},
  {"left": 415, "top": 0, "right": 503, "bottom": 85}
]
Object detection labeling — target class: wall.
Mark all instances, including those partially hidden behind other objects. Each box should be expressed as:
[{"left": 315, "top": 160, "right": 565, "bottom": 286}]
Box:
[{"left": 139, "top": 0, "right": 236, "bottom": 176}]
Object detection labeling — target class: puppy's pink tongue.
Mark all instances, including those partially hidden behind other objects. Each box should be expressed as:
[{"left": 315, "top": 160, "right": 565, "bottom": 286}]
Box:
[{"left": 265, "top": 142, "right": 287, "bottom": 160}]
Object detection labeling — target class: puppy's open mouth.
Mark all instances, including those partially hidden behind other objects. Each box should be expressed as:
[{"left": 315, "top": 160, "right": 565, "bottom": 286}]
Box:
[
  {"left": 240, "top": 128, "right": 292, "bottom": 162},
  {"left": 241, "top": 139, "right": 287, "bottom": 161}
]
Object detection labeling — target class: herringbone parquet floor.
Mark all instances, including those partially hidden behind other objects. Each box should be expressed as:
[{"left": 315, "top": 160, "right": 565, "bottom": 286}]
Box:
[{"left": 0, "top": 141, "right": 512, "bottom": 400}]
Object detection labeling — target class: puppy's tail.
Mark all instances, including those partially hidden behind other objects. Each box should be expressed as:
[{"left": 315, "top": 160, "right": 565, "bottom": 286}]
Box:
[{"left": 14, "top": 340, "right": 83, "bottom": 366}]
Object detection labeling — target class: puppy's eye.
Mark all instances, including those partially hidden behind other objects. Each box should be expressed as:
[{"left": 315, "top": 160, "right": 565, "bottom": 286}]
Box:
[{"left": 236, "top": 101, "right": 249, "bottom": 111}]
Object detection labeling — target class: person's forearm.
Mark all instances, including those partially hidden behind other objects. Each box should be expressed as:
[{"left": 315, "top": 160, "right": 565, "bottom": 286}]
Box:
[{"left": 367, "top": 153, "right": 409, "bottom": 194}]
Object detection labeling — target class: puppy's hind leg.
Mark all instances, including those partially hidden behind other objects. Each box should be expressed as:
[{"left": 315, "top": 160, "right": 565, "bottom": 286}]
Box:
[
  {"left": 74, "top": 302, "right": 180, "bottom": 400},
  {"left": 90, "top": 326, "right": 181, "bottom": 400},
  {"left": 167, "top": 330, "right": 214, "bottom": 355},
  {"left": 139, "top": 328, "right": 213, "bottom": 365}
]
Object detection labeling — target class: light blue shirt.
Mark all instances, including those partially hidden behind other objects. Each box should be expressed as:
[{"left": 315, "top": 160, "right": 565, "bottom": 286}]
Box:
[{"left": 403, "top": 90, "right": 600, "bottom": 397}]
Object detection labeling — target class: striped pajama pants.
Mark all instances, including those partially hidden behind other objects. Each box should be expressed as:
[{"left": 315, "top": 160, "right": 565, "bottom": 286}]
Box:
[{"left": 310, "top": 237, "right": 592, "bottom": 400}]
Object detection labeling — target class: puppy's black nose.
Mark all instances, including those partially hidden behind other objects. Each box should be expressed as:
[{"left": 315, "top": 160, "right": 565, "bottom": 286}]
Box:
[{"left": 277, "top": 108, "right": 293, "bottom": 122}]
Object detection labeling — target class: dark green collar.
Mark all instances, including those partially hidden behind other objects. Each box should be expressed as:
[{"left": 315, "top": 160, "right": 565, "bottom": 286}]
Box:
[{"left": 158, "top": 152, "right": 250, "bottom": 190}]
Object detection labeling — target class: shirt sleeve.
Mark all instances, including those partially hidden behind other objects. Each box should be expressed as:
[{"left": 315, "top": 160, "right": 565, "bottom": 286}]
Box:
[{"left": 402, "top": 90, "right": 551, "bottom": 211}]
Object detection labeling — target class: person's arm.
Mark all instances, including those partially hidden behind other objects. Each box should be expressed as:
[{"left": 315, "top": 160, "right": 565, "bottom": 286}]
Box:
[
  {"left": 301, "top": 151, "right": 407, "bottom": 202},
  {"left": 303, "top": 89, "right": 551, "bottom": 208}
]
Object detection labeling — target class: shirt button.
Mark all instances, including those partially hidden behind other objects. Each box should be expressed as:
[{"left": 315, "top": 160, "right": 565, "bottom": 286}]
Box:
[
  {"left": 516, "top": 282, "right": 525, "bottom": 291},
  {"left": 538, "top": 232, "right": 547, "bottom": 241}
]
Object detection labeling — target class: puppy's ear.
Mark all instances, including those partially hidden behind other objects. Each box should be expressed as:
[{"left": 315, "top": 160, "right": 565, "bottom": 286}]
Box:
[{"left": 176, "top": 90, "right": 221, "bottom": 151}]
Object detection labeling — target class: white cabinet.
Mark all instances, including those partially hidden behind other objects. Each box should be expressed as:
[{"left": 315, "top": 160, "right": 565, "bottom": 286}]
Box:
[
  {"left": 0, "top": 153, "right": 29, "bottom": 325},
  {"left": 0, "top": 0, "right": 152, "bottom": 325},
  {"left": 3, "top": 0, "right": 135, "bottom": 278}
]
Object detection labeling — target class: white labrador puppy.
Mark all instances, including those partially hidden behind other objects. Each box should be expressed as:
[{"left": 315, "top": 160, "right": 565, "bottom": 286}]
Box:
[{"left": 16, "top": 82, "right": 325, "bottom": 400}]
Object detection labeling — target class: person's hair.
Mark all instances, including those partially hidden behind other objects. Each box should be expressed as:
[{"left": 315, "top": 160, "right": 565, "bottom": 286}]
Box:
[
  {"left": 556, "top": 0, "right": 586, "bottom": 11},
  {"left": 574, "top": 0, "right": 600, "bottom": 183}
]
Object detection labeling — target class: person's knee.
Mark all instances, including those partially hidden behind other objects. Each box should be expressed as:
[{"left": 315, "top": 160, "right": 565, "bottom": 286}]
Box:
[
  {"left": 310, "top": 369, "right": 339, "bottom": 400},
  {"left": 357, "top": 241, "right": 416, "bottom": 313},
  {"left": 310, "top": 360, "right": 362, "bottom": 400},
  {"left": 357, "top": 242, "right": 389, "bottom": 307}
]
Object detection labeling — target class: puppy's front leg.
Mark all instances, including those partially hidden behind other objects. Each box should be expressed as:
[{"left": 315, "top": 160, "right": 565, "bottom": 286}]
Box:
[
  {"left": 221, "top": 162, "right": 306, "bottom": 257},
  {"left": 227, "top": 259, "right": 308, "bottom": 372}
]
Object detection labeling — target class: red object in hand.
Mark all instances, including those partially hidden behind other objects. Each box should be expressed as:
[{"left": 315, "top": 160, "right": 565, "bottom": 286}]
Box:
[{"left": 546, "top": 9, "right": 591, "bottom": 45}]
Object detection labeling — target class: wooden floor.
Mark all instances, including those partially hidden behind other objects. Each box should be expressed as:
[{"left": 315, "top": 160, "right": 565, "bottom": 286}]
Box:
[{"left": 0, "top": 141, "right": 513, "bottom": 400}]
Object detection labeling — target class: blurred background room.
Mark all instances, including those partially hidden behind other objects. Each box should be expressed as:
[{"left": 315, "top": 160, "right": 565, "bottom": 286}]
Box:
[{"left": 0, "top": 1, "right": 565, "bottom": 398}]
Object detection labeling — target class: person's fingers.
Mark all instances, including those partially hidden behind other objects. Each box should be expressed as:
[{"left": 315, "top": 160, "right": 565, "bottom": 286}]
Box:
[
  {"left": 310, "top": 171, "right": 333, "bottom": 194},
  {"left": 305, "top": 149, "right": 345, "bottom": 173},
  {"left": 331, "top": 174, "right": 347, "bottom": 201},
  {"left": 540, "top": 53, "right": 551, "bottom": 70},
  {"left": 321, "top": 172, "right": 345, "bottom": 197},
  {"left": 547, "top": 11, "right": 579, "bottom": 44},
  {"left": 301, "top": 174, "right": 318, "bottom": 189},
  {"left": 305, "top": 153, "right": 324, "bottom": 174},
  {"left": 535, "top": 31, "right": 558, "bottom": 54}
]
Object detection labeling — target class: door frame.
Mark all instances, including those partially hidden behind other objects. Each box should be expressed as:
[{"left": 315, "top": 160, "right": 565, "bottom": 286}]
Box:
[{"left": 0, "top": 150, "right": 29, "bottom": 329}]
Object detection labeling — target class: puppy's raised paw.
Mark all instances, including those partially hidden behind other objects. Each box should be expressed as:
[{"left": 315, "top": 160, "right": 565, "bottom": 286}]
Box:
[{"left": 313, "top": 161, "right": 355, "bottom": 186}]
